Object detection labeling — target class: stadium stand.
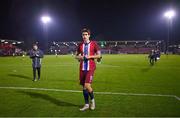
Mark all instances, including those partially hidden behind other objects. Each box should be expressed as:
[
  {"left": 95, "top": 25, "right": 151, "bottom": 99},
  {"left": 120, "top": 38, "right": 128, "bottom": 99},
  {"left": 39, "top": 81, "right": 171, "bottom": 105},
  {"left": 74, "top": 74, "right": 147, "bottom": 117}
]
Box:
[
  {"left": 169, "top": 44, "right": 180, "bottom": 54},
  {"left": 0, "top": 39, "right": 24, "bottom": 56},
  {"left": 49, "top": 40, "right": 164, "bottom": 55}
]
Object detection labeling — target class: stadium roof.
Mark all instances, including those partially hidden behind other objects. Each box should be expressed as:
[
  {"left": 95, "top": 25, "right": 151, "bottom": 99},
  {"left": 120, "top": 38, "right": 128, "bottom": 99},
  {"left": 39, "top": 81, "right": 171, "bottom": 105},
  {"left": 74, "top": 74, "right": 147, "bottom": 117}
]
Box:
[{"left": 0, "top": 39, "right": 24, "bottom": 45}]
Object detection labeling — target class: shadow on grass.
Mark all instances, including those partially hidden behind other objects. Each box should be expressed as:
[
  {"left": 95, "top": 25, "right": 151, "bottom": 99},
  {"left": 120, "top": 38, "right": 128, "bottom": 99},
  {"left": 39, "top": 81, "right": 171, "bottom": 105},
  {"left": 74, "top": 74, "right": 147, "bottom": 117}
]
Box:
[
  {"left": 141, "top": 66, "right": 153, "bottom": 73},
  {"left": 19, "top": 91, "right": 80, "bottom": 107},
  {"left": 8, "top": 74, "right": 32, "bottom": 80}
]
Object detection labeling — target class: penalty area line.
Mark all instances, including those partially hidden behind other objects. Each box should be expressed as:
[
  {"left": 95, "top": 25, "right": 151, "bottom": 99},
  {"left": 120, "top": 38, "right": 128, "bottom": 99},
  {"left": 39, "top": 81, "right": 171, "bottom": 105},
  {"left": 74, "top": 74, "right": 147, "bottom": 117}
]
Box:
[{"left": 0, "top": 86, "right": 179, "bottom": 101}]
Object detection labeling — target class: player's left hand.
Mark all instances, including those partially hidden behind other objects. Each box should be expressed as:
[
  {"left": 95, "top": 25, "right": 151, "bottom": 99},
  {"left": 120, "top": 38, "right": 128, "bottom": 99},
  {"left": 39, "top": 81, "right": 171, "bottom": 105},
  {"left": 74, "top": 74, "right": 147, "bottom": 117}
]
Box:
[{"left": 97, "top": 56, "right": 102, "bottom": 62}]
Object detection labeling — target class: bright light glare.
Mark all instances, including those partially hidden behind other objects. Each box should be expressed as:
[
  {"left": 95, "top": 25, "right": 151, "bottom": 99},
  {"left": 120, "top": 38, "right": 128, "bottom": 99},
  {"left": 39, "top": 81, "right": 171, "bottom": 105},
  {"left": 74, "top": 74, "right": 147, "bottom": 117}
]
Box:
[
  {"left": 164, "top": 10, "right": 176, "bottom": 19},
  {"left": 41, "top": 16, "right": 51, "bottom": 24}
]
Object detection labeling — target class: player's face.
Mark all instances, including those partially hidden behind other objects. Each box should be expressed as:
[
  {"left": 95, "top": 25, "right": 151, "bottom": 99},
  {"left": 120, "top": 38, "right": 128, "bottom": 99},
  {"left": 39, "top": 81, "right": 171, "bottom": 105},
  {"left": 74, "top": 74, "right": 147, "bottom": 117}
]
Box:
[
  {"left": 82, "top": 32, "right": 90, "bottom": 42},
  {"left": 33, "top": 45, "right": 38, "bottom": 50}
]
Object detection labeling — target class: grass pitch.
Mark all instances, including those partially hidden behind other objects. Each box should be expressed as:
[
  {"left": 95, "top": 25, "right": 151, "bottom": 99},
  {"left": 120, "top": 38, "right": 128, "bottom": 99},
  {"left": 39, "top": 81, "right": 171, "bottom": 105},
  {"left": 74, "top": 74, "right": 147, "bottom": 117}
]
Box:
[{"left": 0, "top": 54, "right": 180, "bottom": 117}]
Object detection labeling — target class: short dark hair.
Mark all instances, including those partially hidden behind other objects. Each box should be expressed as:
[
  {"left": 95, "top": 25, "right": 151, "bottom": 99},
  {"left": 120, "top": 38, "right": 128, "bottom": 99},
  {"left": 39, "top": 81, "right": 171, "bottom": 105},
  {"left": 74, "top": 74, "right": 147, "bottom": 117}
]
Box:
[{"left": 81, "top": 28, "right": 91, "bottom": 35}]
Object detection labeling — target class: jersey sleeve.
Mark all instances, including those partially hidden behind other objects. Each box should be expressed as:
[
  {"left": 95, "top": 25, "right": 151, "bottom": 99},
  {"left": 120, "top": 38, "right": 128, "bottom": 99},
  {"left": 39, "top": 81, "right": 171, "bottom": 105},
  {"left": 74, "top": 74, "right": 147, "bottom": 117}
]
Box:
[{"left": 94, "top": 41, "right": 100, "bottom": 53}]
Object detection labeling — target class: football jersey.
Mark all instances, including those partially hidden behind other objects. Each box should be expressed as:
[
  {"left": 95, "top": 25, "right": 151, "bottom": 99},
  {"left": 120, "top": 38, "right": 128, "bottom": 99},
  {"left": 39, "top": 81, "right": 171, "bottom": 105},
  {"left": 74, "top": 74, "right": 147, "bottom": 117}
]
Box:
[{"left": 77, "top": 41, "right": 100, "bottom": 71}]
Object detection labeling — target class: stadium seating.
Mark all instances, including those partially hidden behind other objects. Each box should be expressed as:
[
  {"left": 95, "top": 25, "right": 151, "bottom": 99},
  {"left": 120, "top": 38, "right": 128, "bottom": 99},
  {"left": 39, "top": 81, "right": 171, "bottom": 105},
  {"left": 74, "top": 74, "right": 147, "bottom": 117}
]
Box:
[
  {"left": 48, "top": 40, "right": 163, "bottom": 55},
  {"left": 0, "top": 39, "right": 24, "bottom": 56}
]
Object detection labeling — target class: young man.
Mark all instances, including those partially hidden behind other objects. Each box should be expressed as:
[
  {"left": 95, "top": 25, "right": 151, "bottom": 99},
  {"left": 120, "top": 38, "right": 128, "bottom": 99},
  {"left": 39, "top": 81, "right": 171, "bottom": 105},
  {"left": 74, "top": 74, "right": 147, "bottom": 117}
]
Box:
[
  {"left": 75, "top": 28, "right": 101, "bottom": 111},
  {"left": 148, "top": 49, "right": 156, "bottom": 65},
  {"left": 29, "top": 44, "right": 44, "bottom": 81}
]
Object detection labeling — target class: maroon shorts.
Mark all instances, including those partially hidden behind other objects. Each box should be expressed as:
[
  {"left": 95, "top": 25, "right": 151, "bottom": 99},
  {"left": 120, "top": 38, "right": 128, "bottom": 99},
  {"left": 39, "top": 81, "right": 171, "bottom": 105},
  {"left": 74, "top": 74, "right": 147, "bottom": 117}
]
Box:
[{"left": 79, "top": 70, "right": 95, "bottom": 85}]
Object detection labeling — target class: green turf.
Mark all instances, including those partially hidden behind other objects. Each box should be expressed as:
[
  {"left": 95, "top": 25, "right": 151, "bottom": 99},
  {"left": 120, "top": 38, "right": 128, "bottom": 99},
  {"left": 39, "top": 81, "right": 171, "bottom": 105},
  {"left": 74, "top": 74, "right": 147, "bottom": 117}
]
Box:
[{"left": 0, "top": 54, "right": 180, "bottom": 117}]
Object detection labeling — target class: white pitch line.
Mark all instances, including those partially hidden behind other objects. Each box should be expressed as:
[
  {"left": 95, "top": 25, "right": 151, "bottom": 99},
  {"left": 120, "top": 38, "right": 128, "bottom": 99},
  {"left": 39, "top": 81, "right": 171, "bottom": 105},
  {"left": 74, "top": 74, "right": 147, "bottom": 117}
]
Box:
[
  {"left": 0, "top": 86, "right": 179, "bottom": 101},
  {"left": 174, "top": 96, "right": 180, "bottom": 101}
]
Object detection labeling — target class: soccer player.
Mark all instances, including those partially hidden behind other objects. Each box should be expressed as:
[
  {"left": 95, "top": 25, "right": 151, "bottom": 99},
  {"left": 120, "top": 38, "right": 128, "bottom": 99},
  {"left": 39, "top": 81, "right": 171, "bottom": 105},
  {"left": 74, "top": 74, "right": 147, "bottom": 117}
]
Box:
[
  {"left": 29, "top": 44, "right": 44, "bottom": 81},
  {"left": 148, "top": 49, "right": 156, "bottom": 65},
  {"left": 75, "top": 28, "right": 101, "bottom": 111}
]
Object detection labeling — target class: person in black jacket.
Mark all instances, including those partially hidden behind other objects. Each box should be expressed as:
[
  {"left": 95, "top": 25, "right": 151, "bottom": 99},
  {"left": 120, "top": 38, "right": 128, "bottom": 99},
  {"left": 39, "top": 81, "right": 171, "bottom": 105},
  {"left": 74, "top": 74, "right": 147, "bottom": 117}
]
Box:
[
  {"left": 148, "top": 49, "right": 156, "bottom": 65},
  {"left": 29, "top": 44, "right": 44, "bottom": 81}
]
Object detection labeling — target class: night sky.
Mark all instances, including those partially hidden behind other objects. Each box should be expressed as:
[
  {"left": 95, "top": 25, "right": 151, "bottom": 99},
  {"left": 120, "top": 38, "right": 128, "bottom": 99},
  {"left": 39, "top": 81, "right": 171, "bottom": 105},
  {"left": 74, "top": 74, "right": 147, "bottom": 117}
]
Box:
[{"left": 0, "top": 0, "right": 180, "bottom": 44}]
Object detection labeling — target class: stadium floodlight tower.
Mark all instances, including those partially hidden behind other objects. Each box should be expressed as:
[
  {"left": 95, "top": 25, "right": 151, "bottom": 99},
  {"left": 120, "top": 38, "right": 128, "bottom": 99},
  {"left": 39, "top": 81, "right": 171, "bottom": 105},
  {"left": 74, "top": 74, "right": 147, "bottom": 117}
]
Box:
[
  {"left": 41, "top": 15, "right": 52, "bottom": 52},
  {"left": 164, "top": 10, "right": 176, "bottom": 54}
]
